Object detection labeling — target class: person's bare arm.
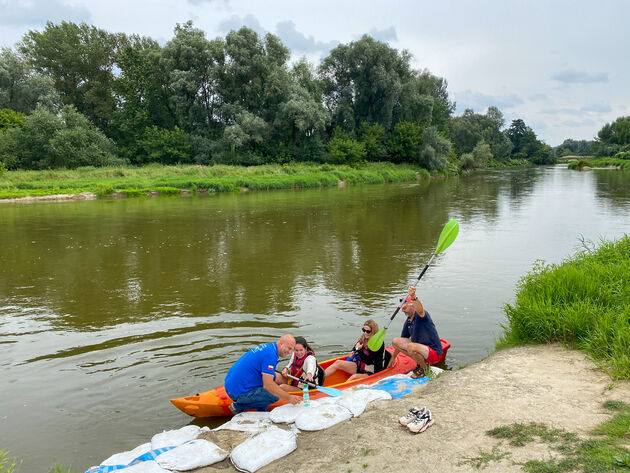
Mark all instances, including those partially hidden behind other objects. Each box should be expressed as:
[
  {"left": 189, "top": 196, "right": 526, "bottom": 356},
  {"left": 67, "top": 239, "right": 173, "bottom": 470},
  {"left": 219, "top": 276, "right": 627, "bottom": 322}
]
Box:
[
  {"left": 408, "top": 286, "right": 425, "bottom": 316},
  {"left": 262, "top": 373, "right": 301, "bottom": 404}
]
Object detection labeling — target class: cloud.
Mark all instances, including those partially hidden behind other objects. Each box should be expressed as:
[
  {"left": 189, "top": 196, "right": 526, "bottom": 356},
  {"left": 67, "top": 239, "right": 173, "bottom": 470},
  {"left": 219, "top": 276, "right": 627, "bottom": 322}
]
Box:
[
  {"left": 550, "top": 69, "right": 608, "bottom": 84},
  {"left": 580, "top": 103, "right": 612, "bottom": 113},
  {"left": 218, "top": 14, "right": 265, "bottom": 36},
  {"left": 0, "top": 0, "right": 92, "bottom": 26},
  {"left": 562, "top": 118, "right": 596, "bottom": 127},
  {"left": 454, "top": 90, "right": 524, "bottom": 113},
  {"left": 528, "top": 93, "right": 548, "bottom": 101},
  {"left": 275, "top": 20, "right": 337, "bottom": 54},
  {"left": 367, "top": 26, "right": 398, "bottom": 43}
]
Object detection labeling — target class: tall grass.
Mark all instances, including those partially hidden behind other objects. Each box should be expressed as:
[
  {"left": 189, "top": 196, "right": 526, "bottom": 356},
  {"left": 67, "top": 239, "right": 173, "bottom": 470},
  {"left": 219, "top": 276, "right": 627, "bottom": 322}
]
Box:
[
  {"left": 0, "top": 451, "right": 20, "bottom": 473},
  {"left": 0, "top": 162, "right": 420, "bottom": 199},
  {"left": 498, "top": 236, "right": 630, "bottom": 379},
  {"left": 568, "top": 158, "right": 630, "bottom": 170}
]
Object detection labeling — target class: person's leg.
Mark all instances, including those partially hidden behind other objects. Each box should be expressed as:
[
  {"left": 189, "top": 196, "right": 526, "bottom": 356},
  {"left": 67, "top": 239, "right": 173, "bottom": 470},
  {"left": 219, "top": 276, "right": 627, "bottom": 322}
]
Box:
[
  {"left": 347, "top": 372, "right": 369, "bottom": 382},
  {"left": 392, "top": 338, "right": 429, "bottom": 370},
  {"left": 232, "top": 387, "right": 279, "bottom": 413},
  {"left": 324, "top": 360, "right": 358, "bottom": 377}
]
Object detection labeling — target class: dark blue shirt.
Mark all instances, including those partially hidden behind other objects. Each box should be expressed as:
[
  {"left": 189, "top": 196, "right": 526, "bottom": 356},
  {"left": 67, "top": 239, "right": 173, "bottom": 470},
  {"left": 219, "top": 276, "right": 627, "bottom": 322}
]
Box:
[
  {"left": 225, "top": 342, "right": 278, "bottom": 398},
  {"left": 401, "top": 309, "right": 442, "bottom": 354}
]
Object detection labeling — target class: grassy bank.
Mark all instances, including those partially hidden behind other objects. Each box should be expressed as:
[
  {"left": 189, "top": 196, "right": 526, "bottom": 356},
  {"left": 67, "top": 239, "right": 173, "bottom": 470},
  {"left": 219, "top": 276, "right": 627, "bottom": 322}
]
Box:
[
  {"left": 0, "top": 162, "right": 425, "bottom": 200},
  {"left": 498, "top": 236, "right": 630, "bottom": 379},
  {"left": 568, "top": 158, "right": 630, "bottom": 170}
]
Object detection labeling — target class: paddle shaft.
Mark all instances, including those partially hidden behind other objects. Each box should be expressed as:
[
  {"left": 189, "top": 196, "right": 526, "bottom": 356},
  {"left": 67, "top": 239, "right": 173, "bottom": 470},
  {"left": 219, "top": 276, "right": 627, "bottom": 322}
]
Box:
[
  {"left": 383, "top": 253, "right": 435, "bottom": 331},
  {"left": 275, "top": 370, "right": 342, "bottom": 396}
]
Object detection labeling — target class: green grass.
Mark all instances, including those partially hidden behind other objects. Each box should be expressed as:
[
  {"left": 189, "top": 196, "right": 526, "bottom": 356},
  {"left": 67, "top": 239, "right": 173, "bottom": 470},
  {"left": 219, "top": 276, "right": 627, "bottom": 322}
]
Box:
[
  {"left": 458, "top": 443, "right": 510, "bottom": 469},
  {"left": 568, "top": 158, "right": 630, "bottom": 170},
  {"left": 0, "top": 451, "right": 21, "bottom": 473},
  {"left": 474, "top": 402, "right": 630, "bottom": 472},
  {"left": 497, "top": 236, "right": 630, "bottom": 380},
  {"left": 0, "top": 162, "right": 422, "bottom": 199}
]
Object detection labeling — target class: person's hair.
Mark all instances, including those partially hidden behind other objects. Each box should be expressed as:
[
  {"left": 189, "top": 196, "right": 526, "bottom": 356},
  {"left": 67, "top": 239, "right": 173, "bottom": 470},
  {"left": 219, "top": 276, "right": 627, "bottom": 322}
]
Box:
[
  {"left": 294, "top": 336, "right": 311, "bottom": 353},
  {"left": 357, "top": 319, "right": 379, "bottom": 345}
]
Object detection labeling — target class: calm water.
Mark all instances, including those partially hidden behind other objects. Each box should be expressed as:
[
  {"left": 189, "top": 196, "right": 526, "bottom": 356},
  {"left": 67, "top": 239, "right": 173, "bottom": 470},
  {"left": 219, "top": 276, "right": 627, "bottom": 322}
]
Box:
[{"left": 1, "top": 166, "right": 629, "bottom": 471}]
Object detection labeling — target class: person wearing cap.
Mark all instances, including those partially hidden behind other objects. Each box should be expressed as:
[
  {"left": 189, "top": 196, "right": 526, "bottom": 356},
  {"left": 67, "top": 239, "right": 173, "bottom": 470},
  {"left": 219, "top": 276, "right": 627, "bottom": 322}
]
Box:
[
  {"left": 224, "top": 334, "right": 301, "bottom": 414},
  {"left": 388, "top": 286, "right": 442, "bottom": 378}
]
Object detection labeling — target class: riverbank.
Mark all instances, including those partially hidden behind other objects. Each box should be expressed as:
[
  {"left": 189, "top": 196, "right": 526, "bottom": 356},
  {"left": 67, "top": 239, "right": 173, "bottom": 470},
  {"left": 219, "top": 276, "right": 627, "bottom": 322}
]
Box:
[
  {"left": 0, "top": 162, "right": 427, "bottom": 201},
  {"left": 568, "top": 157, "right": 630, "bottom": 170}
]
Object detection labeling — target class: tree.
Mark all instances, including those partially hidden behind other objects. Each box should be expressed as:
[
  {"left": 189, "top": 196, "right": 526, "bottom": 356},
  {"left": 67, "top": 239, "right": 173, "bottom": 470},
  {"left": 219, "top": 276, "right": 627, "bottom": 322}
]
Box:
[
  {"left": 418, "top": 126, "right": 451, "bottom": 170},
  {"left": 0, "top": 105, "right": 122, "bottom": 169},
  {"left": 506, "top": 118, "right": 544, "bottom": 160},
  {"left": 387, "top": 121, "right": 422, "bottom": 163},
  {"left": 358, "top": 122, "right": 387, "bottom": 161},
  {"left": 20, "top": 21, "right": 124, "bottom": 129},
  {"left": 327, "top": 127, "right": 366, "bottom": 164},
  {"left": 0, "top": 108, "right": 25, "bottom": 130},
  {"left": 450, "top": 107, "right": 511, "bottom": 161},
  {"left": 137, "top": 126, "right": 191, "bottom": 164},
  {"left": 0, "top": 48, "right": 60, "bottom": 113}
]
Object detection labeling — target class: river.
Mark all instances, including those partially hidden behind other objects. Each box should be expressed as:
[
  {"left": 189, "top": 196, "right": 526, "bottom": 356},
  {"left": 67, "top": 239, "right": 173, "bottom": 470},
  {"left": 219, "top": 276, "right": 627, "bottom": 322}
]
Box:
[{"left": 1, "top": 165, "right": 629, "bottom": 472}]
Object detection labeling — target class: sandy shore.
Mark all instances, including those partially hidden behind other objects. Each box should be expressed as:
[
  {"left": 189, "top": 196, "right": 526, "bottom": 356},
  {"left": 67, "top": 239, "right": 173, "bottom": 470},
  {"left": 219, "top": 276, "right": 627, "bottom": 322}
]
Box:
[{"left": 196, "top": 344, "right": 630, "bottom": 473}]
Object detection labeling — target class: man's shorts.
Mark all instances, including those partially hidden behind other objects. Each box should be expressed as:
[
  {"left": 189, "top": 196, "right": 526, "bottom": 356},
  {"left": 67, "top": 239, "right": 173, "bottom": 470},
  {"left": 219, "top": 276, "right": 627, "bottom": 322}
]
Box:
[{"left": 426, "top": 346, "right": 442, "bottom": 364}]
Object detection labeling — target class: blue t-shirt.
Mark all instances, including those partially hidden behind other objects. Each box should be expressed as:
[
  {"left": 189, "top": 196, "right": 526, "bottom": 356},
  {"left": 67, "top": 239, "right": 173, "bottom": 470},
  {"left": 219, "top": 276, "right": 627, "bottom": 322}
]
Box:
[
  {"left": 225, "top": 342, "right": 279, "bottom": 398},
  {"left": 401, "top": 309, "right": 442, "bottom": 354}
]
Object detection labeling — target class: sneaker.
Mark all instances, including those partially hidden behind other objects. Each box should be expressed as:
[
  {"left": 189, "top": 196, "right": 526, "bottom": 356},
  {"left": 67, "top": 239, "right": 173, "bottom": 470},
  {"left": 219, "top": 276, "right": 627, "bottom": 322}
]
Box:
[
  {"left": 398, "top": 406, "right": 427, "bottom": 426},
  {"left": 407, "top": 409, "right": 434, "bottom": 434},
  {"left": 410, "top": 366, "right": 425, "bottom": 379}
]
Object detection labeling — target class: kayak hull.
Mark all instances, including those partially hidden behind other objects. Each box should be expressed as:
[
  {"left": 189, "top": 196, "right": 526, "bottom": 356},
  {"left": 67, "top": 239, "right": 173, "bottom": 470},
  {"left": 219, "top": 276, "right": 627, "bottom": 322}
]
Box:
[{"left": 170, "top": 340, "right": 450, "bottom": 418}]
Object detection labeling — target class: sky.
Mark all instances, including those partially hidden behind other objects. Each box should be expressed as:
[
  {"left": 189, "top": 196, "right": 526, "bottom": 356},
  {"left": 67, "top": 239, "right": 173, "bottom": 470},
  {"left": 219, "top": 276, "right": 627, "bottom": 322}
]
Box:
[{"left": 1, "top": 0, "right": 628, "bottom": 146}]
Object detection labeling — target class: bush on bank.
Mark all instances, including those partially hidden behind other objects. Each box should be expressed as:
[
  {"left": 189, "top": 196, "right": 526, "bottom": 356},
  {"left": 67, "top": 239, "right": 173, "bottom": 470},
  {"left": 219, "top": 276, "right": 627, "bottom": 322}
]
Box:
[{"left": 498, "top": 236, "right": 630, "bottom": 380}]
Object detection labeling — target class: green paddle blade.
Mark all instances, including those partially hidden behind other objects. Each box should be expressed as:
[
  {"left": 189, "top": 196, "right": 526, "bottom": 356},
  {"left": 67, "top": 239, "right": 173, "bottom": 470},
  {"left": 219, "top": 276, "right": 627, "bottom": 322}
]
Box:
[
  {"left": 435, "top": 219, "right": 459, "bottom": 255},
  {"left": 367, "top": 328, "right": 386, "bottom": 351}
]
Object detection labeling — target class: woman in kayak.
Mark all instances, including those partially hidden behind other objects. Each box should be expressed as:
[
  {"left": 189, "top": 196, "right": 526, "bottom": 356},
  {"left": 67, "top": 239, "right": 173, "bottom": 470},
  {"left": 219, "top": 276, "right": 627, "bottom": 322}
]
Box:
[
  {"left": 324, "top": 319, "right": 385, "bottom": 382},
  {"left": 275, "top": 337, "right": 319, "bottom": 391}
]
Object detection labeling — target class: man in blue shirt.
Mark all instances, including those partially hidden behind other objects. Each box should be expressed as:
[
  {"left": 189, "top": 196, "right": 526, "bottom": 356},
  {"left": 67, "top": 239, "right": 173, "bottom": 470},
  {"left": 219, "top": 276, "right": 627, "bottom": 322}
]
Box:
[
  {"left": 388, "top": 286, "right": 443, "bottom": 378},
  {"left": 225, "top": 334, "right": 301, "bottom": 413}
]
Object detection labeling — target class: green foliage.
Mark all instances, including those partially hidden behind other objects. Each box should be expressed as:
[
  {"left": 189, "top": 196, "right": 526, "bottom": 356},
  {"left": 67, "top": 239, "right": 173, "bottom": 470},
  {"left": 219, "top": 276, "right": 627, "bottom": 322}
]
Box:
[
  {"left": 462, "top": 140, "right": 492, "bottom": 169},
  {"left": 0, "top": 106, "right": 123, "bottom": 169},
  {"left": 137, "top": 126, "right": 191, "bottom": 164},
  {"left": 327, "top": 128, "right": 366, "bottom": 164},
  {"left": 418, "top": 126, "right": 451, "bottom": 170},
  {"left": 387, "top": 121, "right": 422, "bottom": 163},
  {"left": 498, "top": 236, "right": 630, "bottom": 379},
  {"left": 450, "top": 107, "right": 512, "bottom": 161},
  {"left": 0, "top": 450, "right": 21, "bottom": 473},
  {"left": 458, "top": 444, "right": 510, "bottom": 470},
  {"left": 0, "top": 108, "right": 25, "bottom": 129},
  {"left": 357, "top": 122, "right": 387, "bottom": 161}
]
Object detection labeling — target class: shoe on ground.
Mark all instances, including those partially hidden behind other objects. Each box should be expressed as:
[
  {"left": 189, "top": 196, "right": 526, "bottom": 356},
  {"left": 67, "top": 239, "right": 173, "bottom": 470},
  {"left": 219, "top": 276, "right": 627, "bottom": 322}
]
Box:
[
  {"left": 407, "top": 409, "right": 434, "bottom": 434},
  {"left": 398, "top": 406, "right": 426, "bottom": 426},
  {"left": 410, "top": 366, "right": 425, "bottom": 379}
]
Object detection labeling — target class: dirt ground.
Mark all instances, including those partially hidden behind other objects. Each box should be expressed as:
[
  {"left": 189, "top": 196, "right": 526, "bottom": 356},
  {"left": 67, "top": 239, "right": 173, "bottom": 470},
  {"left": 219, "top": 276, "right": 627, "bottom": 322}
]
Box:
[{"left": 196, "top": 344, "right": 630, "bottom": 473}]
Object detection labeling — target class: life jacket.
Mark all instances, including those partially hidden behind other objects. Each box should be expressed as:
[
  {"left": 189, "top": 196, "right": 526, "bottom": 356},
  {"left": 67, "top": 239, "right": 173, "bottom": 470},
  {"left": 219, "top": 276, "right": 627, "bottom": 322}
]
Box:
[
  {"left": 288, "top": 350, "right": 315, "bottom": 386},
  {"left": 355, "top": 345, "right": 373, "bottom": 374}
]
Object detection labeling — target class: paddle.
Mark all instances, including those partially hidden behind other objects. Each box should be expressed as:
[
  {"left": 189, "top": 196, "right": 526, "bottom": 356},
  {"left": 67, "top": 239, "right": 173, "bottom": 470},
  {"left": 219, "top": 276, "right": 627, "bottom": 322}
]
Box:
[
  {"left": 367, "top": 219, "right": 459, "bottom": 351},
  {"left": 276, "top": 370, "right": 343, "bottom": 397}
]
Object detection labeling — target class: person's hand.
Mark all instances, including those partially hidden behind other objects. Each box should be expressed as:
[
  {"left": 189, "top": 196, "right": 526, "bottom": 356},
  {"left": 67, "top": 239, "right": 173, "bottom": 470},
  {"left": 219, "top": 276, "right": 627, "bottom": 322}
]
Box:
[
  {"left": 305, "top": 373, "right": 314, "bottom": 382},
  {"left": 287, "top": 394, "right": 301, "bottom": 405},
  {"left": 354, "top": 342, "right": 363, "bottom": 351},
  {"left": 408, "top": 286, "right": 416, "bottom": 299},
  {"left": 281, "top": 367, "right": 288, "bottom": 377}
]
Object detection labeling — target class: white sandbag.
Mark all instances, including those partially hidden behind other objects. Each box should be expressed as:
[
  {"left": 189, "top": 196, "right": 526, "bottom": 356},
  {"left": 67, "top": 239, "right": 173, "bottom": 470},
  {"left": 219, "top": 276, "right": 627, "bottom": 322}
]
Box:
[
  {"left": 120, "top": 461, "right": 171, "bottom": 473},
  {"left": 151, "top": 425, "right": 201, "bottom": 449},
  {"left": 156, "top": 439, "right": 227, "bottom": 471},
  {"left": 335, "top": 388, "right": 392, "bottom": 417},
  {"left": 294, "top": 403, "right": 352, "bottom": 431},
  {"left": 214, "top": 411, "right": 272, "bottom": 434},
  {"left": 230, "top": 426, "right": 296, "bottom": 473},
  {"left": 269, "top": 403, "right": 305, "bottom": 424},
  {"left": 310, "top": 395, "right": 339, "bottom": 406},
  {"left": 100, "top": 442, "right": 151, "bottom": 466}
]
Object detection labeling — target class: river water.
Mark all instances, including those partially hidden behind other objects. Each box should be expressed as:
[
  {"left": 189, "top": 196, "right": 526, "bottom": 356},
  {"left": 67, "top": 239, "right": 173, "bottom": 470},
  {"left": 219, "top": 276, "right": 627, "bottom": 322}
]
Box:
[{"left": 1, "top": 165, "right": 629, "bottom": 472}]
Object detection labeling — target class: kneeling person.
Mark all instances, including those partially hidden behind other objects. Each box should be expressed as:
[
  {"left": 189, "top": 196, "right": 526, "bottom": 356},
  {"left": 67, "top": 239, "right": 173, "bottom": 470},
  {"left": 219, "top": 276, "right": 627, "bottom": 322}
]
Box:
[{"left": 225, "top": 334, "right": 301, "bottom": 414}]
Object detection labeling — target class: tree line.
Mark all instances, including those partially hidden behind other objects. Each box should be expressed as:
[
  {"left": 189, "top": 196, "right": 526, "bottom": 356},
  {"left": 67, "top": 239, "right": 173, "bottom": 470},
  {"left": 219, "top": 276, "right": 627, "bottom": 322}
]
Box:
[{"left": 0, "top": 21, "right": 555, "bottom": 170}]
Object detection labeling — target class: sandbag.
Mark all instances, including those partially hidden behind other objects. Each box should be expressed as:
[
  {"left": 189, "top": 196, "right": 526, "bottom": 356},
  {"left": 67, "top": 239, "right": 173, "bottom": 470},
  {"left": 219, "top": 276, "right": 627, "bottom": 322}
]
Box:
[
  {"left": 336, "top": 388, "right": 392, "bottom": 417},
  {"left": 100, "top": 443, "right": 151, "bottom": 466},
  {"left": 230, "top": 426, "right": 296, "bottom": 473},
  {"left": 150, "top": 425, "right": 200, "bottom": 449},
  {"left": 294, "top": 403, "right": 352, "bottom": 431},
  {"left": 120, "top": 461, "right": 170, "bottom": 473},
  {"left": 214, "top": 411, "right": 272, "bottom": 434},
  {"left": 156, "top": 439, "right": 227, "bottom": 471},
  {"left": 269, "top": 403, "right": 305, "bottom": 424}
]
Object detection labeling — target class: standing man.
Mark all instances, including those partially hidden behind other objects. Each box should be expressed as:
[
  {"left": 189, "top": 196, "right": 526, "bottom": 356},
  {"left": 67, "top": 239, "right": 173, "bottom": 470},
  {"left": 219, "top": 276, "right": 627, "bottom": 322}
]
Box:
[
  {"left": 225, "top": 334, "right": 301, "bottom": 413},
  {"left": 388, "top": 286, "right": 443, "bottom": 378}
]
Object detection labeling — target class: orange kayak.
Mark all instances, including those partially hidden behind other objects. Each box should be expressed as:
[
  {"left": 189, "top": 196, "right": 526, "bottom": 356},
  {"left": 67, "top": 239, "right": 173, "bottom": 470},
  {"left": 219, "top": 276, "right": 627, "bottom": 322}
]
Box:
[{"left": 171, "top": 341, "right": 450, "bottom": 418}]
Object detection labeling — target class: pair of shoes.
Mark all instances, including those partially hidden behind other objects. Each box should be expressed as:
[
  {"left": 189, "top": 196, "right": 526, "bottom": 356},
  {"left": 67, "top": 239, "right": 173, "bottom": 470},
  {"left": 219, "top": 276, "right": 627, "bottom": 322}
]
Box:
[
  {"left": 410, "top": 366, "right": 425, "bottom": 379},
  {"left": 407, "top": 408, "right": 434, "bottom": 434},
  {"left": 399, "top": 406, "right": 427, "bottom": 426}
]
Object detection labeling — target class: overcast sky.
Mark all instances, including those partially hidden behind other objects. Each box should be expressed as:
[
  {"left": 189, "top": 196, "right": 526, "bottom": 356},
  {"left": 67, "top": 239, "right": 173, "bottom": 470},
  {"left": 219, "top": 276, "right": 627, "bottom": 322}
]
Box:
[{"left": 1, "top": 0, "right": 628, "bottom": 145}]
